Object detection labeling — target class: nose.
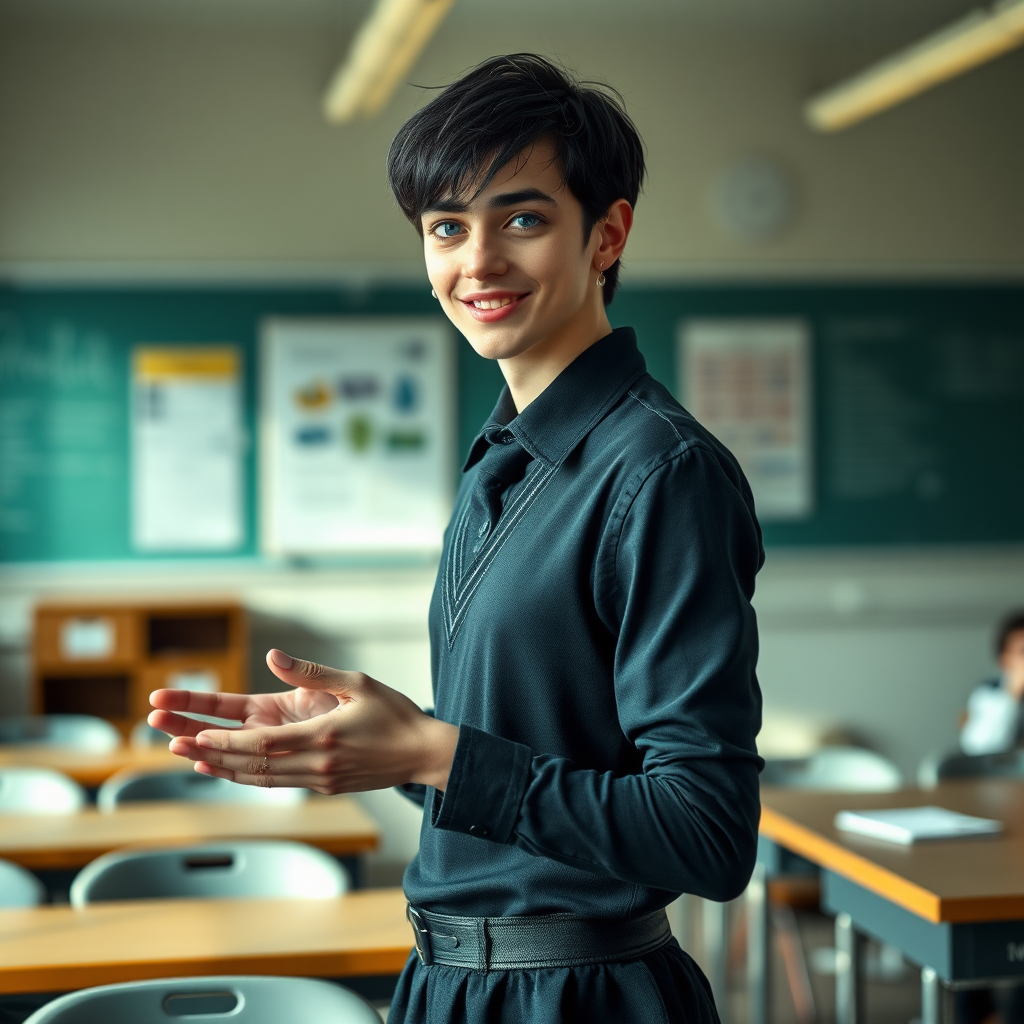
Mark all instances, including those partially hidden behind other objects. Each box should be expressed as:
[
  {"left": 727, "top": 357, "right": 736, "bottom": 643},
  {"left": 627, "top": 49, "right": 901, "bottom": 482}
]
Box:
[{"left": 461, "top": 230, "right": 508, "bottom": 281}]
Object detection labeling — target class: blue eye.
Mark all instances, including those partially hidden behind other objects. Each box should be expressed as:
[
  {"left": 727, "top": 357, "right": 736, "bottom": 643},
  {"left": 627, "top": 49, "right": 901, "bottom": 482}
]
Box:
[
  {"left": 510, "top": 213, "right": 541, "bottom": 230},
  {"left": 432, "top": 221, "right": 463, "bottom": 238}
]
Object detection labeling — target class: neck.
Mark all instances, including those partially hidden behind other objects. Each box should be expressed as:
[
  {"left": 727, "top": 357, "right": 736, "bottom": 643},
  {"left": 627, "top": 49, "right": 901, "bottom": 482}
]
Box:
[{"left": 499, "top": 300, "right": 613, "bottom": 412}]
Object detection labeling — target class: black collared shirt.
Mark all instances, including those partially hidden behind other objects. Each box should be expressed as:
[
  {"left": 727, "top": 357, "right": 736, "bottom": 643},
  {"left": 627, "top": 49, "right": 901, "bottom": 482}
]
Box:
[{"left": 403, "top": 326, "right": 764, "bottom": 919}]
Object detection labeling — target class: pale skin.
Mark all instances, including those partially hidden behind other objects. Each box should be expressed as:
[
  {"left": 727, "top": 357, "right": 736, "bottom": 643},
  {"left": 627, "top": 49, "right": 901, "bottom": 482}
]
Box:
[
  {"left": 1000, "top": 628, "right": 1024, "bottom": 701},
  {"left": 149, "top": 139, "right": 633, "bottom": 794}
]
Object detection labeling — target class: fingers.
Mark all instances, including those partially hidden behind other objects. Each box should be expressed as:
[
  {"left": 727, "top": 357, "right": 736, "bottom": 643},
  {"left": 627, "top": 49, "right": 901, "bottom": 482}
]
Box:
[
  {"left": 265, "top": 649, "right": 364, "bottom": 701},
  {"left": 149, "top": 689, "right": 253, "bottom": 720},
  {"left": 177, "top": 742, "right": 330, "bottom": 778},
  {"left": 195, "top": 761, "right": 330, "bottom": 793},
  {"left": 148, "top": 709, "right": 211, "bottom": 740},
  {"left": 189, "top": 717, "right": 327, "bottom": 756}
]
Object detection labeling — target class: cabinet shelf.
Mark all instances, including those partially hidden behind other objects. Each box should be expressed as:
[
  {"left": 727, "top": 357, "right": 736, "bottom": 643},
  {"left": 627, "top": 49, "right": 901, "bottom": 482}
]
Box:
[{"left": 33, "top": 602, "right": 247, "bottom": 738}]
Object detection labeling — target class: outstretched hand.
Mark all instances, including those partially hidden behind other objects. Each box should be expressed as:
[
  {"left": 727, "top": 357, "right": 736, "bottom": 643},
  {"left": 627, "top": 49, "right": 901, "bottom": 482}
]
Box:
[{"left": 148, "top": 649, "right": 458, "bottom": 795}]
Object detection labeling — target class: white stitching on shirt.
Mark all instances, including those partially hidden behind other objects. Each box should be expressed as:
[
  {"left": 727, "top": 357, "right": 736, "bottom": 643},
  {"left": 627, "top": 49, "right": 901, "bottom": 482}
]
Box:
[
  {"left": 627, "top": 389, "right": 683, "bottom": 444},
  {"left": 442, "top": 462, "right": 556, "bottom": 647}
]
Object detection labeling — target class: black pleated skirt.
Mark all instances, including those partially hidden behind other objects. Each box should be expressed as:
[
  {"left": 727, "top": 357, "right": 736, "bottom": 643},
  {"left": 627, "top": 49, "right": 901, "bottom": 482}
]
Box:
[{"left": 387, "top": 938, "right": 719, "bottom": 1023}]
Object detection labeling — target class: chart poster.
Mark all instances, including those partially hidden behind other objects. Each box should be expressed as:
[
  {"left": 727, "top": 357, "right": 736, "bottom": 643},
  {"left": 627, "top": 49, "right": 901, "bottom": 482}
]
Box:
[
  {"left": 678, "top": 319, "right": 813, "bottom": 520},
  {"left": 260, "top": 318, "right": 454, "bottom": 555},
  {"left": 131, "top": 346, "right": 244, "bottom": 551}
]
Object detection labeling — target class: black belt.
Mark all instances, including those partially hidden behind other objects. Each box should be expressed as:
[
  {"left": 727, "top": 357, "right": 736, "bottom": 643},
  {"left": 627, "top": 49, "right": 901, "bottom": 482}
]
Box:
[{"left": 406, "top": 904, "right": 672, "bottom": 971}]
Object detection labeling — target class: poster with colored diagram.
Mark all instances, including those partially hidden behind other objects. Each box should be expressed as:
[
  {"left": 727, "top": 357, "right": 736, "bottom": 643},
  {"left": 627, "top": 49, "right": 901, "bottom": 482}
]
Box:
[{"left": 260, "top": 318, "right": 454, "bottom": 555}]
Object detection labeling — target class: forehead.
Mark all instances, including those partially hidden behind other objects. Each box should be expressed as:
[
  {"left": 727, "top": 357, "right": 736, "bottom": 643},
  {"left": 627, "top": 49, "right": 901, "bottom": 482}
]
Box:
[{"left": 425, "top": 139, "right": 570, "bottom": 216}]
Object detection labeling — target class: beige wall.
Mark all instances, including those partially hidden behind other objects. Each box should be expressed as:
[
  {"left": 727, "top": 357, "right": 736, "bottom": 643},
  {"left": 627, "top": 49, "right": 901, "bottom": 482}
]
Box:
[{"left": 1, "top": 20, "right": 1023, "bottom": 271}]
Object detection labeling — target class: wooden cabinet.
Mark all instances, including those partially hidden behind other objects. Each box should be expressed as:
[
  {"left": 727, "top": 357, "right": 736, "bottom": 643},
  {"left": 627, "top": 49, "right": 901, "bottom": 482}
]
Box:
[{"left": 32, "top": 602, "right": 247, "bottom": 738}]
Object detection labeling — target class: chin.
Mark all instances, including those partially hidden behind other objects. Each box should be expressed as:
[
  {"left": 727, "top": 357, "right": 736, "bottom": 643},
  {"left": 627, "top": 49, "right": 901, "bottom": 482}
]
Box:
[{"left": 459, "top": 321, "right": 539, "bottom": 362}]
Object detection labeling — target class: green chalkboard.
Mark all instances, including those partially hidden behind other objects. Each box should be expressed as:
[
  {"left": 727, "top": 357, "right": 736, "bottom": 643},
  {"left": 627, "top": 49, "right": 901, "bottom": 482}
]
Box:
[{"left": 1, "top": 281, "right": 1021, "bottom": 562}]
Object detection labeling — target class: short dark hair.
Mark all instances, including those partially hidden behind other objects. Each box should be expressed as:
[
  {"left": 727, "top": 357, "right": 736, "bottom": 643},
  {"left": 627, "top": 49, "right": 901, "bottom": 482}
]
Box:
[
  {"left": 386, "top": 53, "right": 645, "bottom": 305},
  {"left": 996, "top": 610, "right": 1024, "bottom": 657}
]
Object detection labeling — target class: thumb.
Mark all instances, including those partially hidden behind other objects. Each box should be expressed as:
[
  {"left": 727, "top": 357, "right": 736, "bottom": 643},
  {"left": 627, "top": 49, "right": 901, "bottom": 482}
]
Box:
[{"left": 265, "top": 649, "right": 362, "bottom": 699}]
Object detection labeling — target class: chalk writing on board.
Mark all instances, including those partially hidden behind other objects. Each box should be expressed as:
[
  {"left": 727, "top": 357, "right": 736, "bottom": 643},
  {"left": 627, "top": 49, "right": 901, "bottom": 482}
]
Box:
[
  {"left": 939, "top": 330, "right": 1024, "bottom": 399},
  {"left": 825, "top": 318, "right": 942, "bottom": 502},
  {"left": 0, "top": 315, "right": 122, "bottom": 546},
  {"left": 0, "top": 314, "right": 115, "bottom": 389}
]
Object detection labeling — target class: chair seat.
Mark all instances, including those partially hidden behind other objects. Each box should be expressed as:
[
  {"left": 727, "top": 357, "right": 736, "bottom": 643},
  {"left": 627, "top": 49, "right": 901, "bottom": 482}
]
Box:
[{"left": 23, "top": 975, "right": 381, "bottom": 1023}]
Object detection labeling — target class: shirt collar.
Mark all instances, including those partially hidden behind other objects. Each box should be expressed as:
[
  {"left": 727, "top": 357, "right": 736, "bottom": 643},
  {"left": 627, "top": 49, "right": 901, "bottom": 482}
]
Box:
[{"left": 463, "top": 327, "right": 647, "bottom": 472}]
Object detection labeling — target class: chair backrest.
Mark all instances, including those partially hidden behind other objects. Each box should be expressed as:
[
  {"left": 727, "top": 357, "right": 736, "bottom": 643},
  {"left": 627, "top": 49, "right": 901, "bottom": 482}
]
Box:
[
  {"left": 22, "top": 975, "right": 381, "bottom": 1024},
  {"left": 0, "top": 857, "right": 47, "bottom": 907},
  {"left": 130, "top": 720, "right": 168, "bottom": 748},
  {"left": 69, "top": 840, "right": 349, "bottom": 906},
  {"left": 0, "top": 715, "right": 121, "bottom": 753},
  {"left": 0, "top": 768, "right": 88, "bottom": 814},
  {"left": 97, "top": 769, "right": 307, "bottom": 811},
  {"left": 761, "top": 746, "right": 903, "bottom": 792},
  {"left": 918, "top": 748, "right": 1024, "bottom": 788}
]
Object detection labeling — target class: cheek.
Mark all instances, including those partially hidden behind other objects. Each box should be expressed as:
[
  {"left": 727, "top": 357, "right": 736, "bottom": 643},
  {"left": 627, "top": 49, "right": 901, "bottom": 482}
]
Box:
[{"left": 529, "top": 239, "right": 589, "bottom": 303}]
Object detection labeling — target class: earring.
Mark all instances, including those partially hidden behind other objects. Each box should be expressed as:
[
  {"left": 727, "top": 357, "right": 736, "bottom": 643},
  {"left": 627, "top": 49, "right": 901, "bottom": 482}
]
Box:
[
  {"left": 431, "top": 288, "right": 437, "bottom": 299},
  {"left": 597, "top": 272, "right": 606, "bottom": 287}
]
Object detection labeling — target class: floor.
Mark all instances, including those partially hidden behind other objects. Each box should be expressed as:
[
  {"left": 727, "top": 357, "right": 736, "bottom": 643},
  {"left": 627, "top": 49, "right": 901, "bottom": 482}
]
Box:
[{"left": 681, "top": 898, "right": 925, "bottom": 1024}]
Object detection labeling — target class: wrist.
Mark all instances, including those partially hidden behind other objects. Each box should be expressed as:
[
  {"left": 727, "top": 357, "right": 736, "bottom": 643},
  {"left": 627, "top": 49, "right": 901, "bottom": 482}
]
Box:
[{"left": 411, "top": 718, "right": 459, "bottom": 791}]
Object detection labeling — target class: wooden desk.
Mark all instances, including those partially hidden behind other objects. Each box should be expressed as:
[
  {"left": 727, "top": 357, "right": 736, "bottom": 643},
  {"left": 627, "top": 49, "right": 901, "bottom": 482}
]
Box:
[
  {"left": 0, "top": 745, "right": 181, "bottom": 788},
  {"left": 0, "top": 797, "right": 380, "bottom": 871},
  {"left": 0, "top": 888, "right": 412, "bottom": 994},
  {"left": 757, "top": 780, "right": 1024, "bottom": 1024}
]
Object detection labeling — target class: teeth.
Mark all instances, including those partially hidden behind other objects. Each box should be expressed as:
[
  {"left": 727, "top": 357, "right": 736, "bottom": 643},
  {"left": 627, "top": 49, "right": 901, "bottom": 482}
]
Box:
[{"left": 472, "top": 297, "right": 514, "bottom": 309}]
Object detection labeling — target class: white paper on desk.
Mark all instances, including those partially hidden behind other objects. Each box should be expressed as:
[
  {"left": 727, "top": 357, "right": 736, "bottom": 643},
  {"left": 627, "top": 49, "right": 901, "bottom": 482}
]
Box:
[{"left": 834, "top": 806, "right": 1002, "bottom": 845}]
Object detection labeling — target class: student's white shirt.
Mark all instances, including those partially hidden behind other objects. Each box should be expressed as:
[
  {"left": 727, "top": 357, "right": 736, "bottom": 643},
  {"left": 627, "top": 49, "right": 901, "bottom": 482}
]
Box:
[{"left": 960, "top": 677, "right": 1022, "bottom": 755}]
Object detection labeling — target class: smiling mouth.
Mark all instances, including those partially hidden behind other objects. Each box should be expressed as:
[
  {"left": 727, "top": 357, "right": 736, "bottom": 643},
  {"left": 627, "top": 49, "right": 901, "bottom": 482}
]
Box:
[
  {"left": 458, "top": 292, "right": 530, "bottom": 323},
  {"left": 459, "top": 293, "right": 528, "bottom": 308}
]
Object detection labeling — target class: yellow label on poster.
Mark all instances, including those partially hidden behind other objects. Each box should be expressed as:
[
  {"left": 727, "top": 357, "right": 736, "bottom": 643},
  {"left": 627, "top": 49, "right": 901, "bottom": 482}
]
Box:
[{"left": 135, "top": 347, "right": 239, "bottom": 380}]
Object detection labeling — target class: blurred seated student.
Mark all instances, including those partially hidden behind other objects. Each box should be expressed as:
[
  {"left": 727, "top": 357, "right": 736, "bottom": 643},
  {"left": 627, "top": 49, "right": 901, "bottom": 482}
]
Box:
[{"left": 960, "top": 610, "right": 1024, "bottom": 756}]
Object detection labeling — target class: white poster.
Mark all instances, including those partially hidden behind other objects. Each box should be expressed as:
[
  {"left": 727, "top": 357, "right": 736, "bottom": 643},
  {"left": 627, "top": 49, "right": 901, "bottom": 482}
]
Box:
[
  {"left": 131, "top": 347, "right": 244, "bottom": 551},
  {"left": 260, "top": 318, "right": 454, "bottom": 555},
  {"left": 679, "top": 319, "right": 812, "bottom": 520}
]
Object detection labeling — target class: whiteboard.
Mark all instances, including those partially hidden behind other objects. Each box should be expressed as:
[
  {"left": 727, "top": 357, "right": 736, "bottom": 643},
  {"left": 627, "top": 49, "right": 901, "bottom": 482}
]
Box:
[{"left": 260, "top": 318, "right": 455, "bottom": 555}]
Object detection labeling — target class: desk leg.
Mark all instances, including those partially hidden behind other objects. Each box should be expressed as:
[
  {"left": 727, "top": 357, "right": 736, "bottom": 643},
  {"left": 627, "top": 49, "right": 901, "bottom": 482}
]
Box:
[
  {"left": 747, "top": 862, "right": 769, "bottom": 1024},
  {"left": 921, "top": 967, "right": 944, "bottom": 1024},
  {"left": 703, "top": 898, "right": 729, "bottom": 1024},
  {"left": 835, "top": 912, "right": 864, "bottom": 1024}
]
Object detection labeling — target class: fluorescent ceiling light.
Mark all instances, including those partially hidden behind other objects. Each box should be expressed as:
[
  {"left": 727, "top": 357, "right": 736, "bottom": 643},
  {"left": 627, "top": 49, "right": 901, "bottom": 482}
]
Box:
[
  {"left": 806, "top": 0, "right": 1024, "bottom": 132},
  {"left": 323, "top": 0, "right": 457, "bottom": 123}
]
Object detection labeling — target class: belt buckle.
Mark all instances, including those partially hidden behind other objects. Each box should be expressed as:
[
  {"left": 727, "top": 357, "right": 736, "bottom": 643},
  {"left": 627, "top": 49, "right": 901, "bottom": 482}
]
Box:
[{"left": 407, "top": 905, "right": 434, "bottom": 966}]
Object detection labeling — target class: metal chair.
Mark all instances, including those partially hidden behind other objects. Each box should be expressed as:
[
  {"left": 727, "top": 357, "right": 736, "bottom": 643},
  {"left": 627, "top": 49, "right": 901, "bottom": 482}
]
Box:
[
  {"left": 917, "top": 748, "right": 1024, "bottom": 788},
  {"left": 0, "top": 768, "right": 88, "bottom": 814},
  {"left": 97, "top": 768, "right": 307, "bottom": 811},
  {"left": 753, "top": 747, "right": 903, "bottom": 1024},
  {"left": 22, "top": 976, "right": 381, "bottom": 1023},
  {"left": 0, "top": 715, "right": 121, "bottom": 753},
  {"left": 0, "top": 857, "right": 46, "bottom": 907},
  {"left": 69, "top": 840, "right": 349, "bottom": 907},
  {"left": 761, "top": 746, "right": 903, "bottom": 792}
]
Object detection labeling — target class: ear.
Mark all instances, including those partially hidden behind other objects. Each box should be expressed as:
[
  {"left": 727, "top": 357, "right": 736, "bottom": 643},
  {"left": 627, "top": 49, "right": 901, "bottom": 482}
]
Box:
[{"left": 592, "top": 199, "right": 634, "bottom": 271}]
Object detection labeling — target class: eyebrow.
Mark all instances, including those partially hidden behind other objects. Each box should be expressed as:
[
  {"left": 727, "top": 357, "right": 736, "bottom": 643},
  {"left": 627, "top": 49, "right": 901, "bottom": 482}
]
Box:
[{"left": 423, "top": 188, "right": 559, "bottom": 216}]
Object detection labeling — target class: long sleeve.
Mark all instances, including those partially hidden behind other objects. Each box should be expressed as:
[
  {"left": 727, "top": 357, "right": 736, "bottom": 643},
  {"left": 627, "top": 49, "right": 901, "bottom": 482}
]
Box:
[
  {"left": 960, "top": 682, "right": 1020, "bottom": 755},
  {"left": 431, "top": 444, "right": 764, "bottom": 902}
]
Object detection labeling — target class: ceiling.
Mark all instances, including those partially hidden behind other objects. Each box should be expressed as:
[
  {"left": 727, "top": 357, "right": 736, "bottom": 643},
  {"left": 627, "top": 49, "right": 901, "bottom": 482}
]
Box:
[{"left": 0, "top": 0, "right": 981, "bottom": 40}]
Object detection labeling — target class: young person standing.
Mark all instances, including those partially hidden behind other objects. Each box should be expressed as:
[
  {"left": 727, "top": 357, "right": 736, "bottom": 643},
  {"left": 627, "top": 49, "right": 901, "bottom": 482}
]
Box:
[{"left": 150, "top": 54, "right": 764, "bottom": 1022}]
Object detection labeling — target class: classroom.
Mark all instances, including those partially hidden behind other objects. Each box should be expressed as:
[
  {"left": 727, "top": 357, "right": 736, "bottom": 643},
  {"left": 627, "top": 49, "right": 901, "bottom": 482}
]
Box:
[{"left": 0, "top": 1, "right": 1023, "bottom": 1022}]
